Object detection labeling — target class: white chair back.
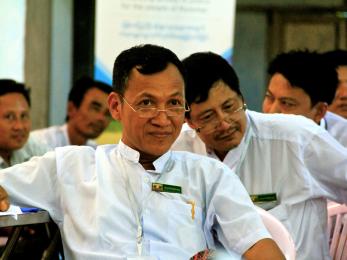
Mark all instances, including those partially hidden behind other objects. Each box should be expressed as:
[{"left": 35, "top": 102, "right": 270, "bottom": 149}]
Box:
[
  {"left": 327, "top": 202, "right": 347, "bottom": 260},
  {"left": 255, "top": 205, "right": 296, "bottom": 260}
]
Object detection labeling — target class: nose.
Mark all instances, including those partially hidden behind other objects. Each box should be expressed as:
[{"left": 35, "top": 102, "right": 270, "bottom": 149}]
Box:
[
  {"left": 265, "top": 101, "right": 282, "bottom": 114},
  {"left": 215, "top": 111, "right": 232, "bottom": 130},
  {"left": 11, "top": 118, "right": 27, "bottom": 130},
  {"left": 151, "top": 110, "right": 171, "bottom": 127}
]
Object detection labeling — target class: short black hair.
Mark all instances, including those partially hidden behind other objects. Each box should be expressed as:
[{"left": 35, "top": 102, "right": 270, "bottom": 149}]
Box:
[
  {"left": 68, "top": 76, "right": 112, "bottom": 108},
  {"left": 0, "top": 79, "right": 31, "bottom": 106},
  {"left": 268, "top": 50, "right": 338, "bottom": 105},
  {"left": 112, "top": 44, "right": 186, "bottom": 95},
  {"left": 323, "top": 49, "right": 347, "bottom": 68},
  {"left": 182, "top": 52, "right": 242, "bottom": 116}
]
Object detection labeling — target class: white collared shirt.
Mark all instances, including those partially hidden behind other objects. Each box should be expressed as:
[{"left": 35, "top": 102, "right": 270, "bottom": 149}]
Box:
[
  {"left": 320, "top": 111, "right": 347, "bottom": 147},
  {"left": 0, "top": 135, "right": 49, "bottom": 169},
  {"left": 0, "top": 141, "right": 270, "bottom": 260},
  {"left": 31, "top": 124, "right": 97, "bottom": 149},
  {"left": 172, "top": 110, "right": 347, "bottom": 260}
]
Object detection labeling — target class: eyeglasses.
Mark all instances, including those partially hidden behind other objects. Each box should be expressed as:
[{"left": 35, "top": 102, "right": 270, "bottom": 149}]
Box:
[
  {"left": 195, "top": 103, "right": 247, "bottom": 134},
  {"left": 121, "top": 96, "right": 190, "bottom": 118}
]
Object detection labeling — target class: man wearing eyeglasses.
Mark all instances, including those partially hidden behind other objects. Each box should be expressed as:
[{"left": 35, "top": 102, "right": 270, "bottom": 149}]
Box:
[
  {"left": 0, "top": 45, "right": 284, "bottom": 259},
  {"left": 171, "top": 52, "right": 347, "bottom": 260}
]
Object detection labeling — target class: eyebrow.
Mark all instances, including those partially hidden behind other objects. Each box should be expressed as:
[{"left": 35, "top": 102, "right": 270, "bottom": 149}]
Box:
[
  {"left": 90, "top": 101, "right": 102, "bottom": 107},
  {"left": 197, "top": 97, "right": 239, "bottom": 117}
]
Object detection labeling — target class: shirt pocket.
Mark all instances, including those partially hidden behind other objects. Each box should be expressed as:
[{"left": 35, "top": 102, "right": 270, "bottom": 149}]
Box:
[{"left": 166, "top": 199, "right": 206, "bottom": 254}]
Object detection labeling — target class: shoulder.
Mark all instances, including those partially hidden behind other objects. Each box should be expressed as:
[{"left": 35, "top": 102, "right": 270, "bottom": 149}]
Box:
[
  {"left": 170, "top": 150, "right": 234, "bottom": 178},
  {"left": 247, "top": 110, "right": 324, "bottom": 142}
]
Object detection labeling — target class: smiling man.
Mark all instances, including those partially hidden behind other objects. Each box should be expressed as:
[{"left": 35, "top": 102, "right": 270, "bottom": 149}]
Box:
[
  {"left": 0, "top": 79, "right": 48, "bottom": 168},
  {"left": 31, "top": 76, "right": 112, "bottom": 149},
  {"left": 171, "top": 51, "right": 347, "bottom": 260},
  {"left": 0, "top": 45, "right": 284, "bottom": 259},
  {"left": 263, "top": 50, "right": 347, "bottom": 147}
]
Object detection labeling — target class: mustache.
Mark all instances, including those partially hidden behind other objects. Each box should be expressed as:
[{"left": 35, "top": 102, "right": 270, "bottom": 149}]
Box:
[{"left": 214, "top": 125, "right": 239, "bottom": 140}]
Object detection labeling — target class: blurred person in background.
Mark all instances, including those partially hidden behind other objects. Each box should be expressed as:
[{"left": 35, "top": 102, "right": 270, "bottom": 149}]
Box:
[
  {"left": 31, "top": 76, "right": 112, "bottom": 149},
  {"left": 263, "top": 50, "right": 347, "bottom": 147}
]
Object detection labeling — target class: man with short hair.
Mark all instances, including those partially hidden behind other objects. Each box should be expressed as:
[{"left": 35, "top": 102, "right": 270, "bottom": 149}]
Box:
[
  {"left": 324, "top": 49, "right": 347, "bottom": 119},
  {"left": 262, "top": 50, "right": 347, "bottom": 147},
  {"left": 31, "top": 76, "right": 112, "bottom": 149},
  {"left": 0, "top": 79, "right": 48, "bottom": 168},
  {"left": 171, "top": 51, "right": 347, "bottom": 260},
  {"left": 0, "top": 45, "right": 284, "bottom": 259}
]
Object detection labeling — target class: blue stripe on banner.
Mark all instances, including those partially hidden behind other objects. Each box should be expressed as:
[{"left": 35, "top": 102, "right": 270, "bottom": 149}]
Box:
[
  {"left": 94, "top": 59, "right": 112, "bottom": 85},
  {"left": 221, "top": 48, "right": 233, "bottom": 64}
]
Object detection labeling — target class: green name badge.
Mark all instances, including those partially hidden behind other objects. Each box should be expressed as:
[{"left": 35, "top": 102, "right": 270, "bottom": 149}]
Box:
[
  {"left": 250, "top": 193, "right": 277, "bottom": 202},
  {"left": 152, "top": 183, "right": 182, "bottom": 194}
]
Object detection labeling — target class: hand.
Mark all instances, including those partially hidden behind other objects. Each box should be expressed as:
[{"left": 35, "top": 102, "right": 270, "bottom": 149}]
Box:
[{"left": 0, "top": 186, "right": 9, "bottom": 211}]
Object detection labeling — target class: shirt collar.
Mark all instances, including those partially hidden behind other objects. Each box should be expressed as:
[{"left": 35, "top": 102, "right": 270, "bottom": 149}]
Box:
[{"left": 117, "top": 140, "right": 173, "bottom": 173}]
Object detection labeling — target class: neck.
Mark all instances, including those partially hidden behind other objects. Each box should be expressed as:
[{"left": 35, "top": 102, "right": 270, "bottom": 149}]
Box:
[
  {"left": 214, "top": 149, "right": 228, "bottom": 161},
  {"left": 0, "top": 150, "right": 12, "bottom": 165},
  {"left": 139, "top": 155, "right": 156, "bottom": 170},
  {"left": 67, "top": 123, "right": 87, "bottom": 145}
]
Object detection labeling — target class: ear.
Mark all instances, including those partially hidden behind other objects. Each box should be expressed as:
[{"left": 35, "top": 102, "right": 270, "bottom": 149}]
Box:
[
  {"left": 312, "top": 102, "right": 328, "bottom": 123},
  {"left": 67, "top": 101, "right": 77, "bottom": 119},
  {"left": 187, "top": 118, "right": 200, "bottom": 133},
  {"left": 108, "top": 92, "right": 122, "bottom": 121}
]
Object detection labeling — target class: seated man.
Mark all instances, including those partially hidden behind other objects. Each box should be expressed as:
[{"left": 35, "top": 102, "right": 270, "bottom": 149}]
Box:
[
  {"left": 0, "top": 79, "right": 49, "bottom": 168},
  {"left": 0, "top": 45, "right": 284, "bottom": 259},
  {"left": 171, "top": 52, "right": 347, "bottom": 260},
  {"left": 0, "top": 79, "right": 50, "bottom": 258},
  {"left": 31, "top": 76, "right": 112, "bottom": 149},
  {"left": 262, "top": 50, "right": 347, "bottom": 147},
  {"left": 323, "top": 49, "right": 347, "bottom": 119}
]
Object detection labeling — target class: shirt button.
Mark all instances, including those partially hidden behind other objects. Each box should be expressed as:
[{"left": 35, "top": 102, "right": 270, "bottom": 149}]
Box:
[{"left": 144, "top": 176, "right": 150, "bottom": 183}]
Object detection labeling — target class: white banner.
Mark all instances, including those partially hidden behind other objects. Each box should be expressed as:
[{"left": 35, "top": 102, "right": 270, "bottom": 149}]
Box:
[{"left": 95, "top": 0, "right": 236, "bottom": 84}]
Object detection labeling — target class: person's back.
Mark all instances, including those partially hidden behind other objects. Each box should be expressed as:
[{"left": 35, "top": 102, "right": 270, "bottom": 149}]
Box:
[{"left": 322, "top": 111, "right": 347, "bottom": 147}]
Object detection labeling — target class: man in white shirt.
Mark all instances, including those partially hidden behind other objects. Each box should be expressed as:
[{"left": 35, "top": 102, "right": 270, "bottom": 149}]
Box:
[
  {"left": 0, "top": 45, "right": 284, "bottom": 260},
  {"left": 324, "top": 49, "right": 347, "bottom": 119},
  {"left": 171, "top": 52, "right": 347, "bottom": 260},
  {"left": 262, "top": 50, "right": 347, "bottom": 147},
  {"left": 31, "top": 76, "right": 112, "bottom": 149},
  {"left": 0, "top": 79, "right": 49, "bottom": 168},
  {"left": 0, "top": 79, "right": 50, "bottom": 258}
]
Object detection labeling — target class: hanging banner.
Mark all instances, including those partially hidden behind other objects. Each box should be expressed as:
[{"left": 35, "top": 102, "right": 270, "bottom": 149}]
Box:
[{"left": 95, "top": 0, "right": 236, "bottom": 84}]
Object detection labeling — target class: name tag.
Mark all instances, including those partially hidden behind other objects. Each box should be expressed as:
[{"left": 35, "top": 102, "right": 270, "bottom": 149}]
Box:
[
  {"left": 250, "top": 193, "right": 277, "bottom": 202},
  {"left": 151, "top": 183, "right": 182, "bottom": 194}
]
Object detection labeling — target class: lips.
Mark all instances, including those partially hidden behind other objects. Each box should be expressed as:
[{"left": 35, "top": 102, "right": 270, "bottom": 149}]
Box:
[
  {"left": 215, "top": 126, "right": 239, "bottom": 141},
  {"left": 149, "top": 131, "right": 172, "bottom": 138}
]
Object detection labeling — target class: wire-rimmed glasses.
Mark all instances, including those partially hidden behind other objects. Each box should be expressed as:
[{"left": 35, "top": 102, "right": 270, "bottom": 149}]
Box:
[
  {"left": 121, "top": 96, "right": 190, "bottom": 118},
  {"left": 194, "top": 103, "right": 247, "bottom": 134}
]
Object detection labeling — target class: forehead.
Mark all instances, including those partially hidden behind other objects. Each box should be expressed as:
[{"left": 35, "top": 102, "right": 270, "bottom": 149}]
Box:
[
  {"left": 125, "top": 63, "right": 185, "bottom": 98},
  {"left": 83, "top": 88, "right": 108, "bottom": 101},
  {"left": 268, "top": 73, "right": 309, "bottom": 97},
  {"left": 190, "top": 81, "right": 240, "bottom": 112},
  {"left": 0, "top": 92, "right": 29, "bottom": 108}
]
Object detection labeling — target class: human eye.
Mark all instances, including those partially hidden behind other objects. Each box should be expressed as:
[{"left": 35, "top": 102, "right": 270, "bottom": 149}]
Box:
[
  {"left": 3, "top": 113, "right": 15, "bottom": 121},
  {"left": 21, "top": 113, "right": 30, "bottom": 121},
  {"left": 280, "top": 100, "right": 296, "bottom": 108},
  {"left": 264, "top": 92, "right": 274, "bottom": 101},
  {"left": 199, "top": 112, "right": 215, "bottom": 123},
  {"left": 168, "top": 98, "right": 183, "bottom": 108},
  {"left": 137, "top": 99, "right": 155, "bottom": 108}
]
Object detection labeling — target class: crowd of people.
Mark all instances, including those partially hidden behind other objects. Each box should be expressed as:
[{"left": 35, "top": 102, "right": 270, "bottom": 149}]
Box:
[{"left": 0, "top": 45, "right": 346, "bottom": 260}]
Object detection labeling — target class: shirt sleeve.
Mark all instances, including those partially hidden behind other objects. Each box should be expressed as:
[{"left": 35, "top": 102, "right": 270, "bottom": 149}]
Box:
[
  {"left": 0, "top": 151, "right": 61, "bottom": 220},
  {"left": 304, "top": 127, "right": 347, "bottom": 203},
  {"left": 203, "top": 161, "right": 271, "bottom": 255}
]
